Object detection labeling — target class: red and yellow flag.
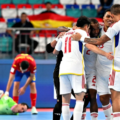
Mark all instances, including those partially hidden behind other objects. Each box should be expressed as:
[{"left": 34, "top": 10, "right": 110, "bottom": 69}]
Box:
[{"left": 28, "top": 13, "right": 75, "bottom": 28}]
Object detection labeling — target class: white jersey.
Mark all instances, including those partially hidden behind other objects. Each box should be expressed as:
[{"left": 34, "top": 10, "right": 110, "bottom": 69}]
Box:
[
  {"left": 96, "top": 26, "right": 113, "bottom": 71},
  {"left": 84, "top": 47, "right": 97, "bottom": 74},
  {"left": 55, "top": 29, "right": 88, "bottom": 76},
  {"left": 105, "top": 20, "right": 120, "bottom": 72}
]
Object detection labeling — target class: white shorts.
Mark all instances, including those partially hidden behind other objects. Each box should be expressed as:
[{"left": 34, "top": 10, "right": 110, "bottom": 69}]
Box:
[
  {"left": 96, "top": 70, "right": 111, "bottom": 96},
  {"left": 60, "top": 74, "right": 86, "bottom": 95},
  {"left": 86, "top": 73, "right": 97, "bottom": 90},
  {"left": 109, "top": 69, "right": 120, "bottom": 91}
]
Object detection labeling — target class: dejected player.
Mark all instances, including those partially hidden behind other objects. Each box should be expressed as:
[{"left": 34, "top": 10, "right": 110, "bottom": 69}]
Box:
[
  {"left": 5, "top": 54, "right": 38, "bottom": 114},
  {"left": 0, "top": 90, "right": 28, "bottom": 115}
]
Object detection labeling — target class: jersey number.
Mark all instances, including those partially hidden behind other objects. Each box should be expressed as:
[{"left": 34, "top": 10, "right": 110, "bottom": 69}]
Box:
[
  {"left": 86, "top": 50, "right": 90, "bottom": 55},
  {"left": 98, "top": 44, "right": 104, "bottom": 48},
  {"left": 64, "top": 37, "right": 71, "bottom": 53}
]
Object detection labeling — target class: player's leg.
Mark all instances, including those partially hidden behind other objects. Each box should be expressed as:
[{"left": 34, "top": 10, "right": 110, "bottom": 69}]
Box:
[
  {"left": 26, "top": 72, "right": 38, "bottom": 114},
  {"left": 109, "top": 70, "right": 120, "bottom": 120},
  {"left": 60, "top": 75, "right": 71, "bottom": 120},
  {"left": 97, "top": 70, "right": 112, "bottom": 120},
  {"left": 71, "top": 74, "right": 86, "bottom": 120},
  {"left": 13, "top": 71, "right": 23, "bottom": 103},
  {"left": 86, "top": 74, "right": 98, "bottom": 120},
  {"left": 53, "top": 75, "right": 62, "bottom": 120}
]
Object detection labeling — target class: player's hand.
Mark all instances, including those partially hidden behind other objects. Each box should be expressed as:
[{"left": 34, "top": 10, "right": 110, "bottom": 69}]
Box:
[
  {"left": 71, "top": 32, "right": 81, "bottom": 41},
  {"left": 19, "top": 87, "right": 26, "bottom": 95},
  {"left": 58, "top": 32, "right": 66, "bottom": 38},
  {"left": 106, "top": 52, "right": 114, "bottom": 60}
]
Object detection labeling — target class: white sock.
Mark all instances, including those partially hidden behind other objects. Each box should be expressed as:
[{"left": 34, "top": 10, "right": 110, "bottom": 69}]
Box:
[
  {"left": 102, "top": 103, "right": 113, "bottom": 120},
  {"left": 91, "top": 112, "right": 98, "bottom": 120},
  {"left": 113, "top": 112, "right": 120, "bottom": 120},
  {"left": 62, "top": 103, "right": 70, "bottom": 120},
  {"left": 73, "top": 100, "right": 84, "bottom": 120},
  {"left": 81, "top": 112, "right": 86, "bottom": 120}
]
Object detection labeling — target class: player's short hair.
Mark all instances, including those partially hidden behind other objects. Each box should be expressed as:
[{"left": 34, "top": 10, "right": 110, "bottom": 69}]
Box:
[
  {"left": 111, "top": 4, "right": 120, "bottom": 15},
  {"left": 20, "top": 61, "right": 29, "bottom": 70},
  {"left": 21, "top": 103, "right": 29, "bottom": 109},
  {"left": 76, "top": 16, "right": 90, "bottom": 28},
  {"left": 104, "top": 9, "right": 111, "bottom": 16},
  {"left": 89, "top": 18, "right": 98, "bottom": 24}
]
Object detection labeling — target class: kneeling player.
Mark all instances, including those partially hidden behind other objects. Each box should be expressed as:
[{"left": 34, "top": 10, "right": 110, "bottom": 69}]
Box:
[
  {"left": 53, "top": 16, "right": 113, "bottom": 120},
  {"left": 5, "top": 54, "right": 37, "bottom": 114},
  {"left": 0, "top": 90, "right": 28, "bottom": 115}
]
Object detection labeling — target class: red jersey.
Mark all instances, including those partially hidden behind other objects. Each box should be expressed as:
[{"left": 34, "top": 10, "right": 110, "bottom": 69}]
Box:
[{"left": 10, "top": 54, "right": 36, "bottom": 74}]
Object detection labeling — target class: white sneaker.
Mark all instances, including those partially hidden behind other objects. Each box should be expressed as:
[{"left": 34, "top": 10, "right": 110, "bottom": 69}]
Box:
[
  {"left": 0, "top": 90, "right": 4, "bottom": 98},
  {"left": 31, "top": 107, "right": 38, "bottom": 115}
]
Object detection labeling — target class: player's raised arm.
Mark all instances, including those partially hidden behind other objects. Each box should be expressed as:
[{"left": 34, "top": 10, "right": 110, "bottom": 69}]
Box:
[{"left": 85, "top": 43, "right": 114, "bottom": 60}]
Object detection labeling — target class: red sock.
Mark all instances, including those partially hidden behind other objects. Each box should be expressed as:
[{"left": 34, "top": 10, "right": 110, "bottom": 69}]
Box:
[
  {"left": 13, "top": 96, "right": 19, "bottom": 103},
  {"left": 30, "top": 93, "right": 37, "bottom": 107}
]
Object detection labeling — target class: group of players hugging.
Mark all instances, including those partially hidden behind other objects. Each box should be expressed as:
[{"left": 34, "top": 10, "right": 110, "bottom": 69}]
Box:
[{"left": 0, "top": 4, "right": 120, "bottom": 120}]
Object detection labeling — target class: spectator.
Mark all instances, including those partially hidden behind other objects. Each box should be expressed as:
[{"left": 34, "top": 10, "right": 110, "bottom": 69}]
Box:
[
  {"left": 7, "top": 12, "right": 38, "bottom": 54},
  {"left": 97, "top": 0, "right": 113, "bottom": 18},
  {"left": 40, "top": 2, "right": 56, "bottom": 14}
]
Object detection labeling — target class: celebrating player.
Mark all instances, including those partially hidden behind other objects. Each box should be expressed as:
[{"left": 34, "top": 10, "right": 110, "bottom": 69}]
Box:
[
  {"left": 53, "top": 16, "right": 113, "bottom": 120},
  {"left": 5, "top": 54, "right": 38, "bottom": 114},
  {"left": 0, "top": 90, "right": 28, "bottom": 115},
  {"left": 71, "top": 4, "right": 120, "bottom": 120}
]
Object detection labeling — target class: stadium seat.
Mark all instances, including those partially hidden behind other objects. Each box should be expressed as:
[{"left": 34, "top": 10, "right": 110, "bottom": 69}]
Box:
[
  {"left": 28, "top": 0, "right": 43, "bottom": 5},
  {"left": 52, "top": 4, "right": 65, "bottom": 15},
  {"left": 76, "top": 0, "right": 90, "bottom": 5},
  {"left": 1, "top": 4, "right": 17, "bottom": 19},
  {"left": 0, "top": 0, "right": 11, "bottom": 4},
  {"left": 33, "top": 4, "right": 46, "bottom": 15},
  {"left": 60, "top": 0, "right": 74, "bottom": 5},
  {"left": 0, "top": 34, "right": 13, "bottom": 52},
  {"left": 17, "top": 4, "right": 33, "bottom": 17},
  {"left": 66, "top": 5, "right": 79, "bottom": 9},
  {"left": 12, "top": 0, "right": 27, "bottom": 4},
  {"left": 0, "top": 18, "right": 7, "bottom": 33},
  {"left": 44, "top": 0, "right": 59, "bottom": 4},
  {"left": 91, "top": 0, "right": 100, "bottom": 5},
  {"left": 82, "top": 4, "right": 95, "bottom": 9},
  {"left": 114, "top": 0, "right": 120, "bottom": 4},
  {"left": 82, "top": 9, "right": 97, "bottom": 18},
  {"left": 66, "top": 9, "right": 81, "bottom": 18}
]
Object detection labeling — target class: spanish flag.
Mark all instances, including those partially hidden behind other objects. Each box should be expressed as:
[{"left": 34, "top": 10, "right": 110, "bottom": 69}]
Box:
[{"left": 28, "top": 13, "right": 75, "bottom": 28}]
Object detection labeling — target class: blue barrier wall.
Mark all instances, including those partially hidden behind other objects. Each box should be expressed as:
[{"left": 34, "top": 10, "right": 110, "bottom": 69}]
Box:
[{"left": 0, "top": 59, "right": 102, "bottom": 108}]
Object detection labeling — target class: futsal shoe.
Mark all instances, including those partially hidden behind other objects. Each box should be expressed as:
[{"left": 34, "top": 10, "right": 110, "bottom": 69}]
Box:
[
  {"left": 0, "top": 90, "right": 4, "bottom": 98},
  {"left": 31, "top": 107, "right": 38, "bottom": 115}
]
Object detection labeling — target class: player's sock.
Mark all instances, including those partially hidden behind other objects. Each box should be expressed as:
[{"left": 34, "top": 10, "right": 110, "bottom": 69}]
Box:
[
  {"left": 81, "top": 112, "right": 86, "bottom": 120},
  {"left": 73, "top": 101, "right": 84, "bottom": 120},
  {"left": 91, "top": 112, "right": 98, "bottom": 120},
  {"left": 13, "top": 96, "right": 19, "bottom": 103},
  {"left": 102, "top": 103, "right": 113, "bottom": 120},
  {"left": 62, "top": 103, "right": 70, "bottom": 120},
  {"left": 53, "top": 101, "right": 62, "bottom": 120},
  {"left": 30, "top": 93, "right": 37, "bottom": 107},
  {"left": 113, "top": 112, "right": 120, "bottom": 120}
]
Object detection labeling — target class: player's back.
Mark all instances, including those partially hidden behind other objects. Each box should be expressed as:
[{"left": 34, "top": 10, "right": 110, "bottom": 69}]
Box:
[{"left": 59, "top": 29, "right": 87, "bottom": 76}]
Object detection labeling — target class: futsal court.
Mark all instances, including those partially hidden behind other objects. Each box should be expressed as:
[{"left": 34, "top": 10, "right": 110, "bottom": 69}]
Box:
[{"left": 0, "top": 109, "right": 105, "bottom": 120}]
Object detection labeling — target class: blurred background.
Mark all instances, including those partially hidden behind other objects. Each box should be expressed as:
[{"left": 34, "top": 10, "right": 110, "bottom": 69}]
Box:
[{"left": 0, "top": 0, "right": 117, "bottom": 108}]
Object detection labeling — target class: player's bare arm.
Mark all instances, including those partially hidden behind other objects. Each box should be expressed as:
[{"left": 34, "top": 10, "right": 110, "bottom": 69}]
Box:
[
  {"left": 19, "top": 73, "right": 34, "bottom": 95},
  {"left": 53, "top": 49, "right": 59, "bottom": 55},
  {"left": 85, "top": 44, "right": 114, "bottom": 60},
  {"left": 6, "top": 73, "right": 15, "bottom": 95},
  {"left": 71, "top": 32, "right": 110, "bottom": 45}
]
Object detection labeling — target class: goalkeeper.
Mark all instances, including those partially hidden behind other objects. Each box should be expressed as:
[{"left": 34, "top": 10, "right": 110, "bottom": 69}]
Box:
[{"left": 0, "top": 90, "right": 28, "bottom": 115}]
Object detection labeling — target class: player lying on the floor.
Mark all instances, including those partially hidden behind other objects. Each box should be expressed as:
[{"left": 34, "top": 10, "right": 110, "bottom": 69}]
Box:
[{"left": 0, "top": 90, "right": 28, "bottom": 115}]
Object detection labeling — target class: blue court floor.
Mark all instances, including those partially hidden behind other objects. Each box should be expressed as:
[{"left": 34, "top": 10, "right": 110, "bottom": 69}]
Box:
[{"left": 0, "top": 110, "right": 106, "bottom": 120}]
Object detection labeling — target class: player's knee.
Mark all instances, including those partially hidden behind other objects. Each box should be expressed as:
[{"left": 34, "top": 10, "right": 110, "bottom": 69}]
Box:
[
  {"left": 30, "top": 82, "right": 36, "bottom": 89},
  {"left": 100, "top": 95, "right": 109, "bottom": 105},
  {"left": 13, "top": 82, "right": 20, "bottom": 90}
]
